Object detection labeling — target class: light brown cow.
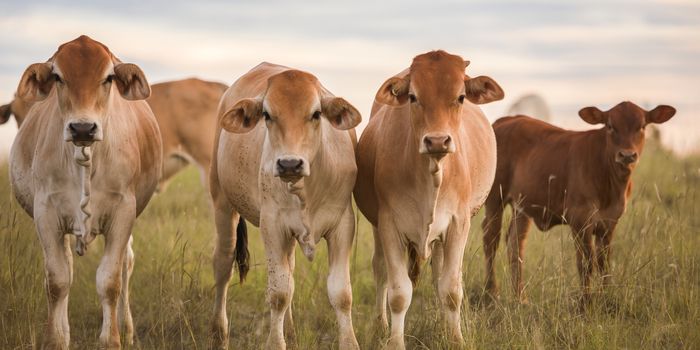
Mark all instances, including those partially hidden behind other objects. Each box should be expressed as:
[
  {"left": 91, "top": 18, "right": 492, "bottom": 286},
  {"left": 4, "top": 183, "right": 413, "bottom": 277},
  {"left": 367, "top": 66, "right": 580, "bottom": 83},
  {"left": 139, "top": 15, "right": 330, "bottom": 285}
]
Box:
[
  {"left": 2, "top": 78, "right": 226, "bottom": 191},
  {"left": 210, "top": 62, "right": 361, "bottom": 349},
  {"left": 9, "top": 35, "right": 161, "bottom": 349},
  {"left": 354, "top": 50, "right": 502, "bottom": 348},
  {"left": 482, "top": 102, "right": 675, "bottom": 306}
]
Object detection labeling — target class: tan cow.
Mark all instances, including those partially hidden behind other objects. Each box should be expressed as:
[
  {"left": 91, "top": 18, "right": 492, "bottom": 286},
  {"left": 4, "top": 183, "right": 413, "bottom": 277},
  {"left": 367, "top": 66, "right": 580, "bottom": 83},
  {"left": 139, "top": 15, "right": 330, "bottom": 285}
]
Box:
[
  {"left": 355, "top": 50, "right": 502, "bottom": 348},
  {"left": 2, "top": 78, "right": 226, "bottom": 191},
  {"left": 210, "top": 62, "right": 362, "bottom": 349},
  {"left": 9, "top": 35, "right": 161, "bottom": 349}
]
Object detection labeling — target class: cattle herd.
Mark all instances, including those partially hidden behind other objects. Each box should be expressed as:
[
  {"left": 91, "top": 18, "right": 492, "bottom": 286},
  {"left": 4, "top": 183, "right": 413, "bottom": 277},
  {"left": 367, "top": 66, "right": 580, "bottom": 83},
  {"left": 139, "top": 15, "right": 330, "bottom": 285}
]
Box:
[{"left": 0, "top": 36, "right": 675, "bottom": 350}]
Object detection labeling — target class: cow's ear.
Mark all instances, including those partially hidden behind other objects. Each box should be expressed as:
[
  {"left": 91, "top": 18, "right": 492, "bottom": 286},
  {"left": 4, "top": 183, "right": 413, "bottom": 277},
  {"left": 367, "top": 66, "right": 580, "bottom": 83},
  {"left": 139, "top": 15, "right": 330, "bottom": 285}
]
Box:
[
  {"left": 375, "top": 76, "right": 410, "bottom": 106},
  {"left": 578, "top": 106, "right": 607, "bottom": 125},
  {"left": 221, "top": 98, "right": 263, "bottom": 133},
  {"left": 465, "top": 76, "right": 504, "bottom": 104},
  {"left": 114, "top": 63, "right": 150, "bottom": 100},
  {"left": 17, "top": 63, "right": 54, "bottom": 102},
  {"left": 321, "top": 97, "right": 362, "bottom": 130},
  {"left": 646, "top": 105, "right": 675, "bottom": 124},
  {"left": 0, "top": 103, "right": 11, "bottom": 124}
]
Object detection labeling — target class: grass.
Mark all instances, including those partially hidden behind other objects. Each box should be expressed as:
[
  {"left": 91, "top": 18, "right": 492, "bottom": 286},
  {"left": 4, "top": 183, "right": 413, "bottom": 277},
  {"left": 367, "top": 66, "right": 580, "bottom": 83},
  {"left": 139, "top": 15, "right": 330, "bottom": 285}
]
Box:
[{"left": 1, "top": 139, "right": 699, "bottom": 349}]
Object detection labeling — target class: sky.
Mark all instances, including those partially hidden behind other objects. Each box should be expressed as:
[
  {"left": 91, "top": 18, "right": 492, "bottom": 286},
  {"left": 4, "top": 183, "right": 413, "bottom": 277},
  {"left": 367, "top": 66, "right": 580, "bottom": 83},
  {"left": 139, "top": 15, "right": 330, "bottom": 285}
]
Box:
[{"left": 1, "top": 0, "right": 699, "bottom": 157}]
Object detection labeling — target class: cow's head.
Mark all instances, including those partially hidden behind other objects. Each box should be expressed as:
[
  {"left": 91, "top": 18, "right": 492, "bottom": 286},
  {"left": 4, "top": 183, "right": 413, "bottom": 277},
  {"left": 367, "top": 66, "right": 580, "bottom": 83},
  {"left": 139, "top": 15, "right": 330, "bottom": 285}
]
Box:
[
  {"left": 0, "top": 95, "right": 34, "bottom": 127},
  {"left": 579, "top": 101, "right": 675, "bottom": 170},
  {"left": 220, "top": 69, "right": 361, "bottom": 183},
  {"left": 375, "top": 50, "right": 503, "bottom": 159},
  {"left": 16, "top": 35, "right": 150, "bottom": 146}
]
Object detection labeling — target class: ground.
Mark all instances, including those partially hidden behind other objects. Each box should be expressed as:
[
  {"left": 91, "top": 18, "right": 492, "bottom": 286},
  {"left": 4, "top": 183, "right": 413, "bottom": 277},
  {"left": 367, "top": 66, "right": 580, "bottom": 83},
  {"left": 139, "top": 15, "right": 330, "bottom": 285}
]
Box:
[{"left": 1, "top": 140, "right": 698, "bottom": 349}]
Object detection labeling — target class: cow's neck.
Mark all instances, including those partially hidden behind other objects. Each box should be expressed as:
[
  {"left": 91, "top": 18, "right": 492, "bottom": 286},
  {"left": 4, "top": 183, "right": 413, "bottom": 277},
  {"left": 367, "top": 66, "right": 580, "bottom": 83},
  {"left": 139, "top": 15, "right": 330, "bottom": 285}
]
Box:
[
  {"left": 404, "top": 122, "right": 448, "bottom": 260},
  {"left": 591, "top": 130, "right": 633, "bottom": 208}
]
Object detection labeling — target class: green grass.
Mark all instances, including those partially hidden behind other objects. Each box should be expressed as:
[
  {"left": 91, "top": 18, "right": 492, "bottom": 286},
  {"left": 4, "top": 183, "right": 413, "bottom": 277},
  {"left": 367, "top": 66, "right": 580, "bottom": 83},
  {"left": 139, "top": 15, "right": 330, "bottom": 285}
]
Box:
[{"left": 1, "top": 140, "right": 699, "bottom": 349}]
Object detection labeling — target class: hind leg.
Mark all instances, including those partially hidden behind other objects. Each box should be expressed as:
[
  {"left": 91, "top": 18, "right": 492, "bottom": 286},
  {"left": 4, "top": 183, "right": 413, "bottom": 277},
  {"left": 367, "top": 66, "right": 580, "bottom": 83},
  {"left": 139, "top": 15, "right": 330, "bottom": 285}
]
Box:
[
  {"left": 430, "top": 241, "right": 444, "bottom": 293},
  {"left": 118, "top": 237, "right": 135, "bottom": 346},
  {"left": 506, "top": 208, "right": 532, "bottom": 303},
  {"left": 482, "top": 199, "right": 504, "bottom": 299},
  {"left": 157, "top": 153, "right": 190, "bottom": 193}
]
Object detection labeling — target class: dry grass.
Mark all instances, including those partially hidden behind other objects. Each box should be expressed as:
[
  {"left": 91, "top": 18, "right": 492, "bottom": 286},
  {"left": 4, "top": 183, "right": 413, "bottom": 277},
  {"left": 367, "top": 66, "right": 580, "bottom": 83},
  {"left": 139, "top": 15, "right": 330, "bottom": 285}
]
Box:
[{"left": 1, "top": 140, "right": 699, "bottom": 349}]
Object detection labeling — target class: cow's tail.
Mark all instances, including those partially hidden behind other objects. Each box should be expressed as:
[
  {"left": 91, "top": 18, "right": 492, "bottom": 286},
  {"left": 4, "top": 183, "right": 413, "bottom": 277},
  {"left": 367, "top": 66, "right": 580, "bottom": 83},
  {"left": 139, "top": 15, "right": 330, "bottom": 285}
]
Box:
[
  {"left": 235, "top": 218, "right": 250, "bottom": 283},
  {"left": 408, "top": 245, "right": 423, "bottom": 287}
]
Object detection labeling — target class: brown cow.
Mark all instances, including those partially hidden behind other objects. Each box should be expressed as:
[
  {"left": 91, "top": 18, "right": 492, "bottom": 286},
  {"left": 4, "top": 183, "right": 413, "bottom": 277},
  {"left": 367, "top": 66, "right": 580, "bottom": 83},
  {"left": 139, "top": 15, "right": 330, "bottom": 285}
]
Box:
[
  {"left": 482, "top": 101, "right": 675, "bottom": 306},
  {"left": 10, "top": 35, "right": 161, "bottom": 349},
  {"left": 355, "top": 50, "right": 502, "bottom": 348},
  {"left": 2, "top": 78, "right": 226, "bottom": 191}
]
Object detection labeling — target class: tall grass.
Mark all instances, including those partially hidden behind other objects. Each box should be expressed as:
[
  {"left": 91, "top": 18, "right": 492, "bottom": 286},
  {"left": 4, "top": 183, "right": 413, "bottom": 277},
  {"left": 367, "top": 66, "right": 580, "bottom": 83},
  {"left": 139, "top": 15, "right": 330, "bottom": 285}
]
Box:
[{"left": 1, "top": 140, "right": 698, "bottom": 349}]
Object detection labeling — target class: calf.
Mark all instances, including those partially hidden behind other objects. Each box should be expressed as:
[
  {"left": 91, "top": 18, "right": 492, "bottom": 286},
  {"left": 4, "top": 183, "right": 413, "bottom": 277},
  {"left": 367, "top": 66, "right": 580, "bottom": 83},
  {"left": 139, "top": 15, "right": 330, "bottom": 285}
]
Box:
[
  {"left": 210, "top": 62, "right": 361, "bottom": 349},
  {"left": 482, "top": 102, "right": 675, "bottom": 305},
  {"left": 9, "top": 35, "right": 161, "bottom": 349},
  {"left": 354, "top": 50, "right": 502, "bottom": 348}
]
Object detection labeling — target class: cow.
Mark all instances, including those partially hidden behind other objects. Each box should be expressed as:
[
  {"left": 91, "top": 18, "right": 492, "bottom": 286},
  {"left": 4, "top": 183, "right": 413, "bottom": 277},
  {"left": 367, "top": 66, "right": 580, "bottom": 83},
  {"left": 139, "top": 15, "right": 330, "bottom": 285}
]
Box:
[
  {"left": 9, "top": 35, "right": 161, "bottom": 349},
  {"left": 2, "top": 78, "right": 226, "bottom": 192},
  {"left": 354, "top": 50, "right": 503, "bottom": 348},
  {"left": 481, "top": 102, "right": 675, "bottom": 306},
  {"left": 209, "top": 62, "right": 362, "bottom": 349}
]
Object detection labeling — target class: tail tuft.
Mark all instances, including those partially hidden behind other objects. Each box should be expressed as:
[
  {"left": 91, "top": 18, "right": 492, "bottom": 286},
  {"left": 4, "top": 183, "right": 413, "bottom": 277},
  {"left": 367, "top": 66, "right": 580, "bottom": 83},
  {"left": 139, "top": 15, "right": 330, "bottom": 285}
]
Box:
[{"left": 235, "top": 218, "right": 250, "bottom": 283}]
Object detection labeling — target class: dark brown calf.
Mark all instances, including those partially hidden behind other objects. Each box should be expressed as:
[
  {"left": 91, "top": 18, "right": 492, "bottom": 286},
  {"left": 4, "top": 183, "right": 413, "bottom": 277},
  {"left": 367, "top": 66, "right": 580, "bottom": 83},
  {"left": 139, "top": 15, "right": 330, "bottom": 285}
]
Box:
[{"left": 482, "top": 101, "right": 675, "bottom": 305}]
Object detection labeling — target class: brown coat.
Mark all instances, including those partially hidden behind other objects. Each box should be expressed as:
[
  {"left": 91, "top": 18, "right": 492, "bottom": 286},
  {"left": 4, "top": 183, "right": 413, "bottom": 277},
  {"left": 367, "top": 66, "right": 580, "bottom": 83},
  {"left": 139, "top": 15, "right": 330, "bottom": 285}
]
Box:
[{"left": 482, "top": 101, "right": 676, "bottom": 305}]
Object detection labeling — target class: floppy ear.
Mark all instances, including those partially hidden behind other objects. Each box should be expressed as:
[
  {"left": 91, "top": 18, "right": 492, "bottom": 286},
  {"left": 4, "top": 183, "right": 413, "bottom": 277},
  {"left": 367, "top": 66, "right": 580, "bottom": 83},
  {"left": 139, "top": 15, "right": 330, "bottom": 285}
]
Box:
[
  {"left": 321, "top": 97, "right": 362, "bottom": 130},
  {"left": 578, "top": 106, "right": 607, "bottom": 125},
  {"left": 375, "top": 76, "right": 410, "bottom": 106},
  {"left": 220, "top": 98, "right": 263, "bottom": 133},
  {"left": 113, "top": 63, "right": 150, "bottom": 100},
  {"left": 646, "top": 105, "right": 675, "bottom": 124},
  {"left": 464, "top": 76, "right": 504, "bottom": 104},
  {"left": 0, "top": 103, "right": 11, "bottom": 124},
  {"left": 17, "top": 63, "right": 54, "bottom": 102}
]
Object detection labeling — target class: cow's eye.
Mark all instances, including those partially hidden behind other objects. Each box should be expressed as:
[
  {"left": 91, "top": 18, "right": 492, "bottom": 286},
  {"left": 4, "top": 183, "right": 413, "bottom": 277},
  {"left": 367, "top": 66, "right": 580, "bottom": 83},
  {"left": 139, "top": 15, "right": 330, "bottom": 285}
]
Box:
[
  {"left": 408, "top": 94, "right": 417, "bottom": 103},
  {"left": 263, "top": 111, "right": 271, "bottom": 121},
  {"left": 104, "top": 75, "right": 114, "bottom": 84},
  {"left": 54, "top": 74, "right": 63, "bottom": 83},
  {"left": 457, "top": 95, "right": 466, "bottom": 104},
  {"left": 312, "top": 111, "right": 321, "bottom": 120}
]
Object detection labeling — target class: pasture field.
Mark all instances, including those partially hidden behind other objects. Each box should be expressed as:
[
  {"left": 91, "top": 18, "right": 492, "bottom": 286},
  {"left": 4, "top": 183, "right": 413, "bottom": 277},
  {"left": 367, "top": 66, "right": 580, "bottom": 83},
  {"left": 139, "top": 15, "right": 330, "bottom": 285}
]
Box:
[{"left": 1, "top": 140, "right": 699, "bottom": 349}]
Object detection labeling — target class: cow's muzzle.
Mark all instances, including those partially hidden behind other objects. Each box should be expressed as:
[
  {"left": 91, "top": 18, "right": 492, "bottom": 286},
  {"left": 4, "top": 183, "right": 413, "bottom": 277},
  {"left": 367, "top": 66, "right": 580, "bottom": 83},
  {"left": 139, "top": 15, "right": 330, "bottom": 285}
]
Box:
[
  {"left": 275, "top": 156, "right": 310, "bottom": 182},
  {"left": 616, "top": 150, "right": 638, "bottom": 166},
  {"left": 420, "top": 132, "right": 455, "bottom": 158},
  {"left": 66, "top": 121, "right": 102, "bottom": 146}
]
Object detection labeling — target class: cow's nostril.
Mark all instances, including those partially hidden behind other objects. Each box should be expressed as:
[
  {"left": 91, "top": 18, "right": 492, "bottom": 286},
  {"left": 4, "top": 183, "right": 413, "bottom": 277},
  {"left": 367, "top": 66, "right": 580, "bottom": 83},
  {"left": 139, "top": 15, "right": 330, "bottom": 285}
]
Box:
[
  {"left": 69, "top": 122, "right": 98, "bottom": 141},
  {"left": 277, "top": 158, "right": 304, "bottom": 173}
]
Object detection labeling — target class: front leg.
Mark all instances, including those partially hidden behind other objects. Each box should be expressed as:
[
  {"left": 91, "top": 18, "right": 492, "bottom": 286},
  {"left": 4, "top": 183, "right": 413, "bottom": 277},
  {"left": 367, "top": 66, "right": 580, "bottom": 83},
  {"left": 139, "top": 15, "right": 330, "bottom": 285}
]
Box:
[
  {"left": 571, "top": 224, "right": 595, "bottom": 308},
  {"left": 437, "top": 218, "right": 469, "bottom": 345},
  {"left": 117, "top": 237, "right": 134, "bottom": 346},
  {"left": 325, "top": 206, "right": 359, "bottom": 350},
  {"left": 595, "top": 225, "right": 615, "bottom": 287},
  {"left": 378, "top": 212, "right": 412, "bottom": 350},
  {"left": 97, "top": 197, "right": 137, "bottom": 349},
  {"left": 261, "top": 215, "right": 296, "bottom": 350},
  {"left": 34, "top": 205, "right": 73, "bottom": 350}
]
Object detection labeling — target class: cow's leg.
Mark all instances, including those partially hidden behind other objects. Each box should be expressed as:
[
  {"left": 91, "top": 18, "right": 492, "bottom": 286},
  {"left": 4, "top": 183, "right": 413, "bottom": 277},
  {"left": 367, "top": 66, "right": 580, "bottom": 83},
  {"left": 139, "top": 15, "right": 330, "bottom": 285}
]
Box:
[
  {"left": 117, "top": 236, "right": 134, "bottom": 346},
  {"left": 35, "top": 209, "right": 72, "bottom": 349},
  {"left": 97, "top": 203, "right": 136, "bottom": 349},
  {"left": 261, "top": 221, "right": 296, "bottom": 350},
  {"left": 595, "top": 226, "right": 615, "bottom": 287},
  {"left": 430, "top": 241, "right": 444, "bottom": 293},
  {"left": 506, "top": 209, "right": 532, "bottom": 303},
  {"left": 378, "top": 214, "right": 412, "bottom": 350},
  {"left": 157, "top": 153, "right": 189, "bottom": 193},
  {"left": 482, "top": 201, "right": 504, "bottom": 299},
  {"left": 371, "top": 225, "right": 389, "bottom": 330},
  {"left": 210, "top": 198, "right": 240, "bottom": 349},
  {"left": 437, "top": 218, "right": 469, "bottom": 345},
  {"left": 326, "top": 206, "right": 359, "bottom": 350},
  {"left": 572, "top": 225, "right": 595, "bottom": 308}
]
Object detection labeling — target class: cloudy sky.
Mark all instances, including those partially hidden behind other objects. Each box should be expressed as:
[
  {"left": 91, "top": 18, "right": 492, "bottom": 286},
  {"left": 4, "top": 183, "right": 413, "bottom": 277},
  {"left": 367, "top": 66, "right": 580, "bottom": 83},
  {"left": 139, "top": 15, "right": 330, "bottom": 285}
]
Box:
[{"left": 1, "top": 0, "right": 699, "bottom": 156}]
